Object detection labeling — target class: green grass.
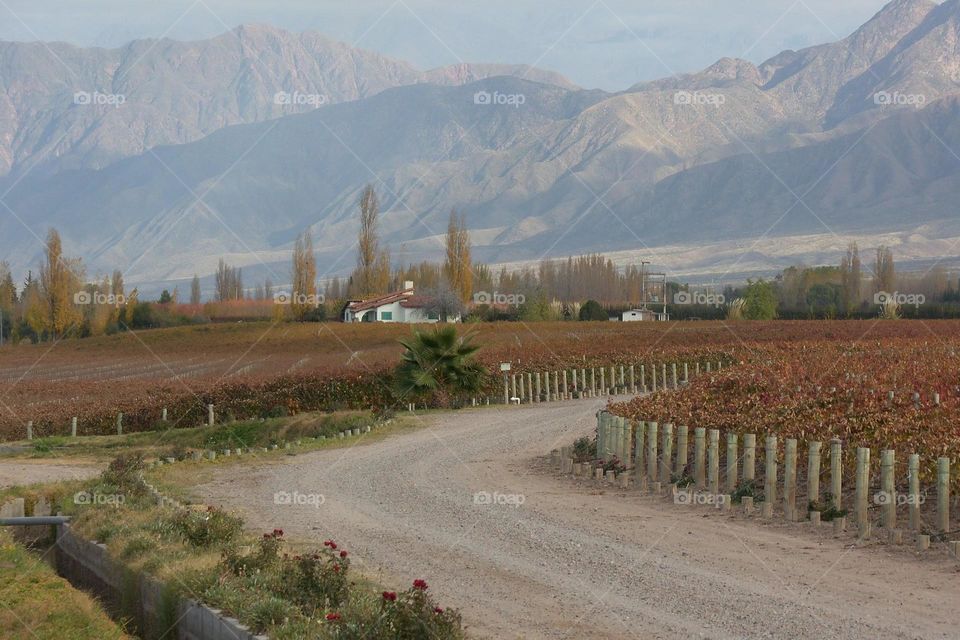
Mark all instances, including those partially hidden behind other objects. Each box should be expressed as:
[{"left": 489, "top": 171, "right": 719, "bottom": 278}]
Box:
[
  {"left": 5, "top": 410, "right": 383, "bottom": 462},
  {"left": 0, "top": 529, "right": 131, "bottom": 640}
]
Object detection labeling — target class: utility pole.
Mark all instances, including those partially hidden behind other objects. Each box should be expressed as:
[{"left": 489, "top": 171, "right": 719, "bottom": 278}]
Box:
[{"left": 640, "top": 261, "right": 650, "bottom": 310}]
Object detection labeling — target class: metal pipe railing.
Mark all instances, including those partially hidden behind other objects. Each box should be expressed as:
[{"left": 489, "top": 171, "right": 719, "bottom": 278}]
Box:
[{"left": 0, "top": 516, "right": 71, "bottom": 526}]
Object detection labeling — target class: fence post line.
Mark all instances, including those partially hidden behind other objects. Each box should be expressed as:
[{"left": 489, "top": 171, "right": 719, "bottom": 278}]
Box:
[
  {"left": 743, "top": 434, "right": 756, "bottom": 482},
  {"left": 706, "top": 362, "right": 712, "bottom": 373},
  {"left": 726, "top": 433, "right": 738, "bottom": 493},
  {"left": 683, "top": 362, "right": 689, "bottom": 384},
  {"left": 695, "top": 362, "right": 701, "bottom": 376},
  {"left": 830, "top": 439, "right": 843, "bottom": 511},
  {"left": 765, "top": 436, "right": 778, "bottom": 515},
  {"left": 562, "top": 370, "right": 568, "bottom": 399},
  {"left": 808, "top": 441, "right": 822, "bottom": 516},
  {"left": 662, "top": 364, "right": 667, "bottom": 390},
  {"left": 661, "top": 423, "right": 674, "bottom": 485},
  {"left": 647, "top": 422, "right": 659, "bottom": 490},
  {"left": 629, "top": 365, "right": 636, "bottom": 393},
  {"left": 937, "top": 457, "right": 950, "bottom": 533},
  {"left": 676, "top": 425, "right": 689, "bottom": 474},
  {"left": 694, "top": 428, "right": 706, "bottom": 488},
  {"left": 161, "top": 407, "right": 168, "bottom": 422},
  {"left": 708, "top": 429, "right": 719, "bottom": 495},
  {"left": 908, "top": 454, "right": 921, "bottom": 531},
  {"left": 535, "top": 373, "right": 542, "bottom": 402},
  {"left": 618, "top": 365, "right": 625, "bottom": 392},
  {"left": 71, "top": 417, "right": 77, "bottom": 438},
  {"left": 784, "top": 439, "right": 797, "bottom": 521},
  {"left": 527, "top": 373, "right": 534, "bottom": 404},
  {"left": 640, "top": 365, "right": 646, "bottom": 391},
  {"left": 590, "top": 369, "right": 597, "bottom": 396},
  {"left": 26, "top": 421, "right": 33, "bottom": 441},
  {"left": 671, "top": 363, "right": 678, "bottom": 389},
  {"left": 623, "top": 418, "right": 633, "bottom": 466},
  {"left": 855, "top": 447, "right": 871, "bottom": 536},
  {"left": 652, "top": 365, "right": 658, "bottom": 392},
  {"left": 880, "top": 449, "right": 896, "bottom": 530},
  {"left": 207, "top": 404, "right": 215, "bottom": 427},
  {"left": 555, "top": 371, "right": 561, "bottom": 401}
]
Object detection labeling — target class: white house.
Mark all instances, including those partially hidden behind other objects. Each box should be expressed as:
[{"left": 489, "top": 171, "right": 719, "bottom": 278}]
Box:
[
  {"left": 620, "top": 308, "right": 669, "bottom": 322},
  {"left": 342, "top": 281, "right": 460, "bottom": 323}
]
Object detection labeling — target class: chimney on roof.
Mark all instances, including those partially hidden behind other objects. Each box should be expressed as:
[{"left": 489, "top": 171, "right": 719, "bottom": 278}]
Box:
[{"left": 404, "top": 280, "right": 414, "bottom": 291}]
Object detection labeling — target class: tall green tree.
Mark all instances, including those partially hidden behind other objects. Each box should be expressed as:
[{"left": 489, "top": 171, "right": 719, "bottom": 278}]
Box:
[{"left": 742, "top": 280, "right": 778, "bottom": 320}]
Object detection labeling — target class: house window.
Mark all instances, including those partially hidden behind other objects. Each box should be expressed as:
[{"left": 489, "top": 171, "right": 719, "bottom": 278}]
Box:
[
  {"left": 427, "top": 312, "right": 439, "bottom": 320},
  {"left": 380, "top": 311, "right": 393, "bottom": 321}
]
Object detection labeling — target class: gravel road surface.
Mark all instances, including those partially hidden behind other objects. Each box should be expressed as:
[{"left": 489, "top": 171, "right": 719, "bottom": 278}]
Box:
[{"left": 196, "top": 398, "right": 960, "bottom": 639}]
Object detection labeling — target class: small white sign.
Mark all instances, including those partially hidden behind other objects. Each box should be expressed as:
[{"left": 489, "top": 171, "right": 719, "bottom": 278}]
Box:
[{"left": 500, "top": 362, "right": 512, "bottom": 372}]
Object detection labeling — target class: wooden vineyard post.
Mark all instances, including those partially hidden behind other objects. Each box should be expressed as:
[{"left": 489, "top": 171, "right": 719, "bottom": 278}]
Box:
[
  {"left": 676, "top": 425, "right": 689, "bottom": 475},
  {"left": 830, "top": 439, "right": 842, "bottom": 511},
  {"left": 634, "top": 421, "right": 646, "bottom": 485},
  {"left": 784, "top": 439, "right": 797, "bottom": 521},
  {"left": 908, "top": 454, "right": 921, "bottom": 531},
  {"left": 855, "top": 447, "right": 871, "bottom": 536},
  {"left": 743, "top": 434, "right": 756, "bottom": 483},
  {"left": 808, "top": 441, "right": 822, "bottom": 517},
  {"left": 708, "top": 429, "right": 720, "bottom": 495},
  {"left": 647, "top": 422, "right": 659, "bottom": 491},
  {"left": 661, "top": 423, "right": 674, "bottom": 485},
  {"left": 726, "top": 433, "right": 738, "bottom": 493},
  {"left": 764, "top": 436, "right": 778, "bottom": 518},
  {"left": 629, "top": 365, "right": 636, "bottom": 394},
  {"left": 694, "top": 428, "right": 706, "bottom": 488},
  {"left": 880, "top": 449, "right": 896, "bottom": 530},
  {"left": 937, "top": 457, "right": 950, "bottom": 534}
]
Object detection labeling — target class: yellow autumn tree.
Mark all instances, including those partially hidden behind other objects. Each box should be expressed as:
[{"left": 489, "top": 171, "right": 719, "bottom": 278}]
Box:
[
  {"left": 291, "top": 228, "right": 317, "bottom": 321},
  {"left": 443, "top": 209, "right": 472, "bottom": 303},
  {"left": 39, "top": 228, "right": 83, "bottom": 338}
]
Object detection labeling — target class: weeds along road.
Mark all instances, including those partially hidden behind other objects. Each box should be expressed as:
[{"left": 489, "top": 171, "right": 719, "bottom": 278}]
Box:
[{"left": 196, "top": 399, "right": 960, "bottom": 640}]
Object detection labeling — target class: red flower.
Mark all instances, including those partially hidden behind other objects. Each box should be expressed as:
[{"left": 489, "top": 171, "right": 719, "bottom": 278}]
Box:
[
  {"left": 324, "top": 539, "right": 338, "bottom": 550},
  {"left": 333, "top": 564, "right": 340, "bottom": 573},
  {"left": 413, "top": 579, "right": 428, "bottom": 591},
  {"left": 339, "top": 550, "right": 348, "bottom": 558},
  {"left": 273, "top": 528, "right": 284, "bottom": 537},
  {"left": 382, "top": 591, "right": 397, "bottom": 601},
  {"left": 434, "top": 607, "right": 444, "bottom": 614},
  {"left": 325, "top": 613, "right": 341, "bottom": 622}
]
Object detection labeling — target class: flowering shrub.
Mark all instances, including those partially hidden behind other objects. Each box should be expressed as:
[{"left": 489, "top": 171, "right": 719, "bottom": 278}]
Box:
[
  {"left": 373, "top": 579, "right": 463, "bottom": 639},
  {"left": 277, "top": 539, "right": 350, "bottom": 613}
]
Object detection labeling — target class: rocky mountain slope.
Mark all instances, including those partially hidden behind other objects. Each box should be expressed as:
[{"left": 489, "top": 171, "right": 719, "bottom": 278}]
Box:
[{"left": 2, "top": 0, "right": 960, "bottom": 287}]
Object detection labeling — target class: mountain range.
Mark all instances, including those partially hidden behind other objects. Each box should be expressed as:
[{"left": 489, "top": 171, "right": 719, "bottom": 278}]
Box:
[{"left": 1, "top": 0, "right": 959, "bottom": 292}]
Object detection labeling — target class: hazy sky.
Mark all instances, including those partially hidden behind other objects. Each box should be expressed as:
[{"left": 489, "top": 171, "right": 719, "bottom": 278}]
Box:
[{"left": 0, "top": 0, "right": 896, "bottom": 89}]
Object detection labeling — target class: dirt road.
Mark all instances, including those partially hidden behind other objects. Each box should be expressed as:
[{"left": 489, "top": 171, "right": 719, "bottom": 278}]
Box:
[
  {"left": 196, "top": 399, "right": 960, "bottom": 639},
  {"left": 0, "top": 459, "right": 101, "bottom": 489}
]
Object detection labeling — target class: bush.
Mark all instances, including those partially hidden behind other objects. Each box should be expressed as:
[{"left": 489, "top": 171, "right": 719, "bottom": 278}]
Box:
[
  {"left": 579, "top": 300, "right": 608, "bottom": 321},
  {"left": 572, "top": 436, "right": 596, "bottom": 462},
  {"left": 277, "top": 539, "right": 351, "bottom": 614},
  {"left": 172, "top": 506, "right": 243, "bottom": 548},
  {"left": 375, "top": 580, "right": 464, "bottom": 639}
]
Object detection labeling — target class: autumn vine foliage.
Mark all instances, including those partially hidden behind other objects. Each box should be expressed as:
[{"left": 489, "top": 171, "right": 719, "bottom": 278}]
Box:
[{"left": 611, "top": 338, "right": 960, "bottom": 485}]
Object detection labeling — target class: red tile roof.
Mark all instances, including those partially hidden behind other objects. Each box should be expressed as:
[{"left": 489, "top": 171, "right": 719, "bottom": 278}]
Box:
[{"left": 346, "top": 288, "right": 413, "bottom": 312}]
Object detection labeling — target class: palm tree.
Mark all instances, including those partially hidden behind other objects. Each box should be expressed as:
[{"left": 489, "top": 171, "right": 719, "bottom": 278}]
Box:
[{"left": 394, "top": 326, "right": 484, "bottom": 406}]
